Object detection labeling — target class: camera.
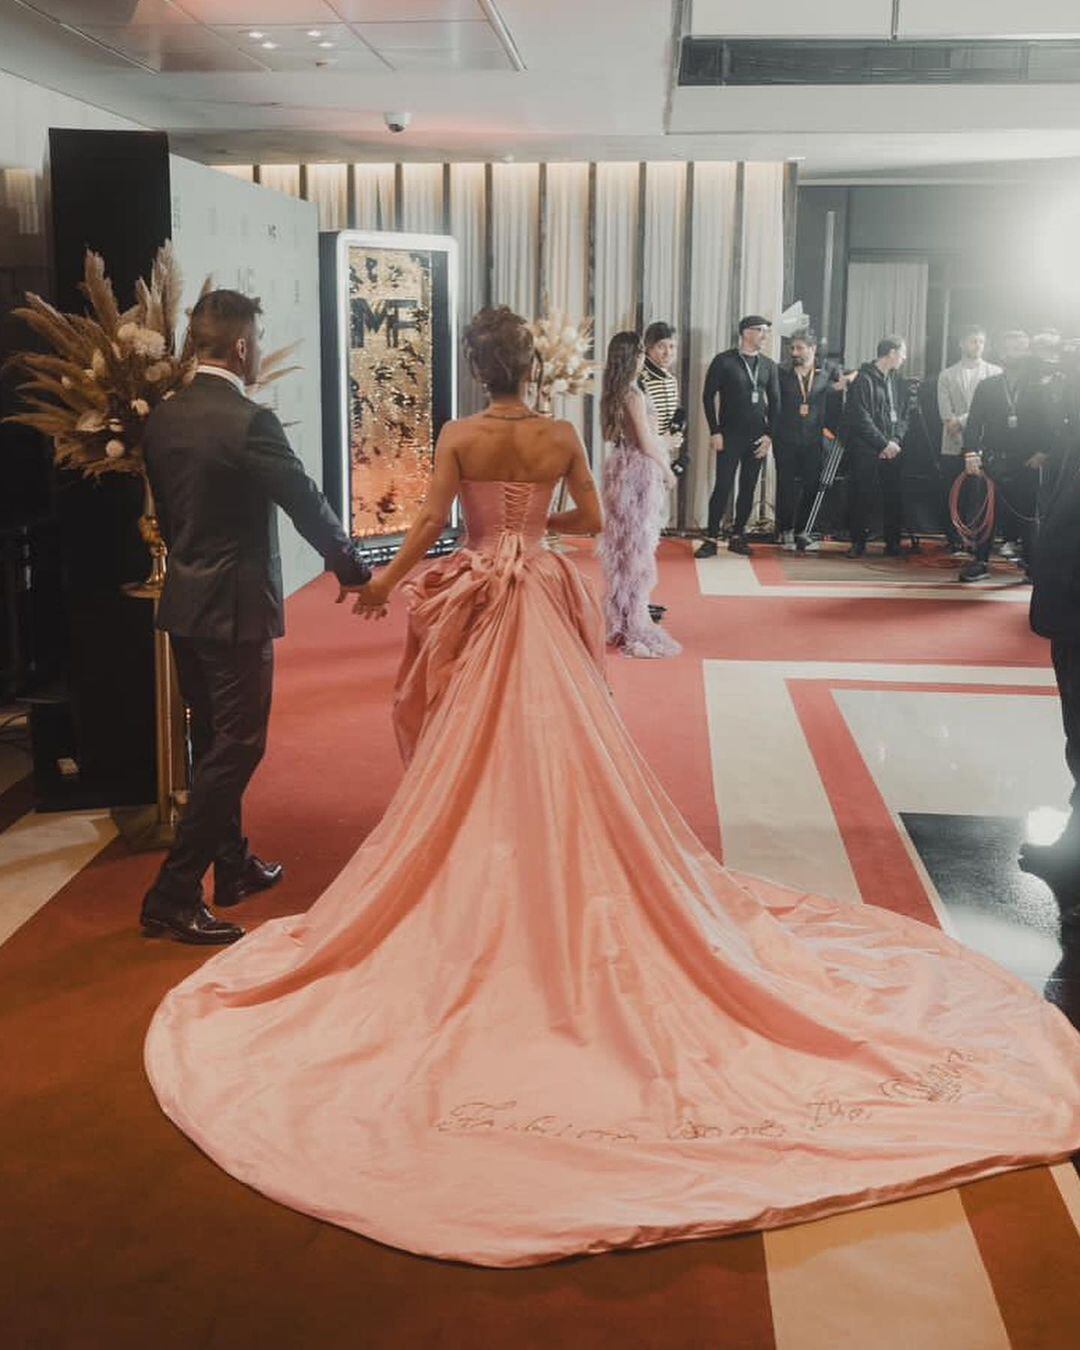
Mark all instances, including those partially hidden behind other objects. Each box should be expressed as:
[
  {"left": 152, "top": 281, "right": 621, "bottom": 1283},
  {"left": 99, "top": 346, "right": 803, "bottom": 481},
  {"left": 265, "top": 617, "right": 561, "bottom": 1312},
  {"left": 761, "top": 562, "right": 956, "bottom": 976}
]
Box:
[{"left": 384, "top": 112, "right": 411, "bottom": 134}]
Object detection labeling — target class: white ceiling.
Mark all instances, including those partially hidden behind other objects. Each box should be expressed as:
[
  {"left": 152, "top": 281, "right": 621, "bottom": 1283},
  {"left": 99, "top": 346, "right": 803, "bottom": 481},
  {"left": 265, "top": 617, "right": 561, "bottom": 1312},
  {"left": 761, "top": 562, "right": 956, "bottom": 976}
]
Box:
[{"left": 3, "top": 0, "right": 1080, "bottom": 177}]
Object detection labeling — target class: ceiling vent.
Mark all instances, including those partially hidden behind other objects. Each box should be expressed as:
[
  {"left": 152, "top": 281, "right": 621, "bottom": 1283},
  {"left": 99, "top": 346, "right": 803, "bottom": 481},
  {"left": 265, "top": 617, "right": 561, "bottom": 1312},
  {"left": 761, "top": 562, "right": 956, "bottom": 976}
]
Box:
[{"left": 678, "top": 38, "right": 1080, "bottom": 87}]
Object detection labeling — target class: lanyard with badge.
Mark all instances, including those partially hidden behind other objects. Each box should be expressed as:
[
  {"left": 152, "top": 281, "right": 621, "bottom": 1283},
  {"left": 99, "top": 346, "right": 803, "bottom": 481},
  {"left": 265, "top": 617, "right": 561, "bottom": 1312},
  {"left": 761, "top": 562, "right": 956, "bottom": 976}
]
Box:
[
  {"left": 885, "top": 375, "right": 898, "bottom": 430},
  {"left": 796, "top": 365, "right": 816, "bottom": 417},
  {"left": 1003, "top": 376, "right": 1019, "bottom": 430},
  {"left": 741, "top": 355, "right": 762, "bottom": 406}
]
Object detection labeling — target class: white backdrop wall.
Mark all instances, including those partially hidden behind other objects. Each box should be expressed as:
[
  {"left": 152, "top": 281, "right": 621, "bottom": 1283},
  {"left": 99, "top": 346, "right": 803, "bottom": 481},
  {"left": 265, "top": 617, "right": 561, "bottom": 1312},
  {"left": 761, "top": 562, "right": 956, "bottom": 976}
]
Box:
[
  {"left": 227, "top": 157, "right": 790, "bottom": 528},
  {"left": 0, "top": 69, "right": 142, "bottom": 239},
  {"left": 169, "top": 155, "right": 322, "bottom": 599}
]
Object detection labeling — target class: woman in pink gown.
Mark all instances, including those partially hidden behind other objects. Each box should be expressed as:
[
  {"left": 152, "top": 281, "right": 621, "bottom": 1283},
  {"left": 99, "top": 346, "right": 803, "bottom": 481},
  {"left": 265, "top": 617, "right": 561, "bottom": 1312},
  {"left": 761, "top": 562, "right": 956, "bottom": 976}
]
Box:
[
  {"left": 146, "top": 307, "right": 1080, "bottom": 1269},
  {"left": 598, "top": 331, "right": 681, "bottom": 658}
]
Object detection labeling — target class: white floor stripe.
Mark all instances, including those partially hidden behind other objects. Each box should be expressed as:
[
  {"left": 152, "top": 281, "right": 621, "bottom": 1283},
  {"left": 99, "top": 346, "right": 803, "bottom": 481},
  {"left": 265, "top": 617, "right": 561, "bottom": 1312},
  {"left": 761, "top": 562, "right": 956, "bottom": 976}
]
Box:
[
  {"left": 0, "top": 808, "right": 116, "bottom": 946},
  {"left": 1051, "top": 1162, "right": 1080, "bottom": 1236},
  {"left": 765, "top": 1191, "right": 1012, "bottom": 1350},
  {"left": 695, "top": 554, "right": 1029, "bottom": 602}
]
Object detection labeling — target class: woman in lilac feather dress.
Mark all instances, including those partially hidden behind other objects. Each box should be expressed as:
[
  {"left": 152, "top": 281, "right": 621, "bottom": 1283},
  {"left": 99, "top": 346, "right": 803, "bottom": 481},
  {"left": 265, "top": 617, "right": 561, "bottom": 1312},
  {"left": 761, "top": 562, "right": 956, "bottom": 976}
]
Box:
[{"left": 598, "top": 331, "right": 681, "bottom": 658}]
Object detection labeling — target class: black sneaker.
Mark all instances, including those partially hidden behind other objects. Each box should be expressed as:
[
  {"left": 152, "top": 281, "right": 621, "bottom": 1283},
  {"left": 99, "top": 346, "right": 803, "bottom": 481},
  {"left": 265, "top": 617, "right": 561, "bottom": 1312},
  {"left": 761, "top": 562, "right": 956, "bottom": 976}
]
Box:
[
  {"left": 728, "top": 534, "right": 753, "bottom": 557},
  {"left": 694, "top": 539, "right": 718, "bottom": 559},
  {"left": 958, "top": 560, "right": 991, "bottom": 583}
]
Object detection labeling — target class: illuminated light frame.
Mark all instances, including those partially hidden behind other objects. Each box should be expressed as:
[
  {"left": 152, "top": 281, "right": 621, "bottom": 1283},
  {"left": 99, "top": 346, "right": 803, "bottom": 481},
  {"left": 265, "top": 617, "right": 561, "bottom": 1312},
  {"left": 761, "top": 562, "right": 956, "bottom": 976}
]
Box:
[{"left": 323, "top": 228, "right": 460, "bottom": 553}]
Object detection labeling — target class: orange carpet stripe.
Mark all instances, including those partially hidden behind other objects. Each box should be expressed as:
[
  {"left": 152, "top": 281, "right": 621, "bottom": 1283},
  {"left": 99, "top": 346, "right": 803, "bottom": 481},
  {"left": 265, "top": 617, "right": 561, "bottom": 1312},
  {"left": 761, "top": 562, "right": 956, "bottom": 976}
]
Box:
[{"left": 962, "top": 1168, "right": 1080, "bottom": 1350}]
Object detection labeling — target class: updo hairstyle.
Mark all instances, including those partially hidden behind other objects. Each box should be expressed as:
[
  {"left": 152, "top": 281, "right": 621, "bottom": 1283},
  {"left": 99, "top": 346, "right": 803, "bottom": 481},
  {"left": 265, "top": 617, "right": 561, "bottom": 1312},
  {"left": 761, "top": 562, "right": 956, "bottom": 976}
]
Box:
[{"left": 463, "top": 306, "right": 536, "bottom": 395}]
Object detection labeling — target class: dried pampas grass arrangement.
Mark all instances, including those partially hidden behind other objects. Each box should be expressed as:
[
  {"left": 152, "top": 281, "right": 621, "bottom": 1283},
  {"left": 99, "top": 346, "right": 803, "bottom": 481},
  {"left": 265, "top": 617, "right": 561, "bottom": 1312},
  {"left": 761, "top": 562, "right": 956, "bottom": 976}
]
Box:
[{"left": 529, "top": 310, "right": 595, "bottom": 407}]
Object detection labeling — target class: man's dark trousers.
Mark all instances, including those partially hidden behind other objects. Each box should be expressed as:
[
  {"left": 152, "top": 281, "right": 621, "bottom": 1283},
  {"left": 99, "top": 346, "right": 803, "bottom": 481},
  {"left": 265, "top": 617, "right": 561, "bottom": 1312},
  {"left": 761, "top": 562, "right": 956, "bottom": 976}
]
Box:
[
  {"left": 706, "top": 436, "right": 764, "bottom": 538},
  {"left": 847, "top": 450, "right": 903, "bottom": 549},
  {"left": 154, "top": 636, "right": 274, "bottom": 903}
]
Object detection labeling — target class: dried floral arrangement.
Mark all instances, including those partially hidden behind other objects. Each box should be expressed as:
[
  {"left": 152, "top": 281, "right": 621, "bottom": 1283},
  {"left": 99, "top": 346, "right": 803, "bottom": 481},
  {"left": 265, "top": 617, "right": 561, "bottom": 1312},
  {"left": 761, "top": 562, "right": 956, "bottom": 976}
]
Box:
[
  {"left": 4, "top": 245, "right": 302, "bottom": 480},
  {"left": 529, "top": 310, "right": 595, "bottom": 406},
  {"left": 5, "top": 244, "right": 192, "bottom": 477}
]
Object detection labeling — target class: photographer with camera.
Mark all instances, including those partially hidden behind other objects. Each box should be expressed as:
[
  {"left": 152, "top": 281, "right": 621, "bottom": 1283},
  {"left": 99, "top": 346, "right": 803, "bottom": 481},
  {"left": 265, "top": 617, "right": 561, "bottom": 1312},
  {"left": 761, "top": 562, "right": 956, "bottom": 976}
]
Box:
[
  {"left": 773, "top": 329, "right": 847, "bottom": 552},
  {"left": 639, "top": 321, "right": 686, "bottom": 622},
  {"left": 840, "top": 335, "right": 909, "bottom": 558}
]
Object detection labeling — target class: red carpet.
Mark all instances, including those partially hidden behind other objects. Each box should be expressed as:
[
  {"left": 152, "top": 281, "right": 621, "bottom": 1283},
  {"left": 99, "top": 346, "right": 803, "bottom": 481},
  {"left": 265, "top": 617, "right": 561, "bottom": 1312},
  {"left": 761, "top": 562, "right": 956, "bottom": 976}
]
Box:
[{"left": 0, "top": 539, "right": 1076, "bottom": 1349}]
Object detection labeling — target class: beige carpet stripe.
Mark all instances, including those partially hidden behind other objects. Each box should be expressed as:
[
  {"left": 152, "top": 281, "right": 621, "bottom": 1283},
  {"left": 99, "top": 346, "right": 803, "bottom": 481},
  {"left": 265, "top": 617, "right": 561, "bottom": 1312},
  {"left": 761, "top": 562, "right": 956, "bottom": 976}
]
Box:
[
  {"left": 1050, "top": 1163, "right": 1080, "bottom": 1235},
  {"left": 0, "top": 808, "right": 116, "bottom": 946},
  {"left": 764, "top": 1189, "right": 1011, "bottom": 1350}
]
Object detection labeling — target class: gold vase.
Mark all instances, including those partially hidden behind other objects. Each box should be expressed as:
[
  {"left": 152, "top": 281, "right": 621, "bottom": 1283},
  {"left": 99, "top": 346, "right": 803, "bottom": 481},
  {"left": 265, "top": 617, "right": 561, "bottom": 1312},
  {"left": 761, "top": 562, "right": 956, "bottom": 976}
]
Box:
[{"left": 113, "top": 474, "right": 188, "bottom": 851}]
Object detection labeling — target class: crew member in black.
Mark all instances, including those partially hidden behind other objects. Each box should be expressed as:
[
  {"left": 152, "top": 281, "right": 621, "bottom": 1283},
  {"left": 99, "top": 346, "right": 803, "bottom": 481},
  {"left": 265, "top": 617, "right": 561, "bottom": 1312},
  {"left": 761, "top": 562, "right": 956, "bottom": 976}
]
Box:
[
  {"left": 841, "top": 335, "right": 908, "bottom": 558},
  {"left": 958, "top": 329, "right": 1040, "bottom": 583},
  {"left": 695, "top": 314, "right": 780, "bottom": 559},
  {"left": 773, "top": 329, "right": 845, "bottom": 552},
  {"left": 1021, "top": 449, "right": 1080, "bottom": 905}
]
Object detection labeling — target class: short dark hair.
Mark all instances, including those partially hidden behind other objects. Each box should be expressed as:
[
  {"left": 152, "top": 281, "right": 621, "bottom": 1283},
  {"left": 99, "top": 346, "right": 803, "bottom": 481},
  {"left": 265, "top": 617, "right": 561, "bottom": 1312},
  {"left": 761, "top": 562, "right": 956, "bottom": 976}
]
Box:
[
  {"left": 790, "top": 329, "right": 818, "bottom": 346},
  {"left": 188, "top": 289, "right": 262, "bottom": 361},
  {"left": 643, "top": 321, "right": 676, "bottom": 347},
  {"left": 877, "top": 335, "right": 906, "bottom": 359}
]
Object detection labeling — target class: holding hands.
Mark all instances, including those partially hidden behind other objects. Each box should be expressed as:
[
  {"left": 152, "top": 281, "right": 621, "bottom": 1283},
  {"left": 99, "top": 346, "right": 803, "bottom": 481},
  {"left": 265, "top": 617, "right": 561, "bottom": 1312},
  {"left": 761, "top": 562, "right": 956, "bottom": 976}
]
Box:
[{"left": 338, "top": 575, "right": 391, "bottom": 619}]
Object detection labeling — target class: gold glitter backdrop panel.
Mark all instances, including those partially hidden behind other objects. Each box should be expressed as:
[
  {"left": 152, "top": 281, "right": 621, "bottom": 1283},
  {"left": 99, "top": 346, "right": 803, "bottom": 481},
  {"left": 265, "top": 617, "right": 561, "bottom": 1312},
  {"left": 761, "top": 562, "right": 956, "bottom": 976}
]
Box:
[{"left": 348, "top": 246, "right": 435, "bottom": 538}]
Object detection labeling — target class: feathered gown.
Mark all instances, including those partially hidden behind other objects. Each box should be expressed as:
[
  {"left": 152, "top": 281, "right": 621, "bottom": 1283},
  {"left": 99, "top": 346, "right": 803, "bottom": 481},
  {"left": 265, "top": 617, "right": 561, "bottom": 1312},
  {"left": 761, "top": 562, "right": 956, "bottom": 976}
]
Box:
[
  {"left": 600, "top": 436, "right": 681, "bottom": 658},
  {"left": 146, "top": 478, "right": 1080, "bottom": 1269}
]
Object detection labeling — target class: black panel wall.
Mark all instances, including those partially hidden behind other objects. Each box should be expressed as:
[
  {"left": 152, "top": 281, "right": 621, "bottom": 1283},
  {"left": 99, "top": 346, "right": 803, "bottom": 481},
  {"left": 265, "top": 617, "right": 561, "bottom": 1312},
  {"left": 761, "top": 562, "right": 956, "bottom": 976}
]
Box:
[{"left": 40, "top": 129, "right": 171, "bottom": 809}]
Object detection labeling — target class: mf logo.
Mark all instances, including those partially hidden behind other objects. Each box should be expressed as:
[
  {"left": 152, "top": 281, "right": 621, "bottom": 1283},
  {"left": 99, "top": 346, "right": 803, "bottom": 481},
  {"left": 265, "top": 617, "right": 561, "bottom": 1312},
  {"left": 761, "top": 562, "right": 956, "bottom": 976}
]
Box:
[{"left": 352, "top": 298, "right": 420, "bottom": 348}]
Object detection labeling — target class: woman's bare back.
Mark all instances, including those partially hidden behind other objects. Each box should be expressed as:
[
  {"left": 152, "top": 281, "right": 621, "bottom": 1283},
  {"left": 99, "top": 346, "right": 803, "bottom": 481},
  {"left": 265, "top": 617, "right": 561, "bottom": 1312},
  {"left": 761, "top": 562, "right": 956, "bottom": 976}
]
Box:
[{"left": 441, "top": 413, "right": 581, "bottom": 484}]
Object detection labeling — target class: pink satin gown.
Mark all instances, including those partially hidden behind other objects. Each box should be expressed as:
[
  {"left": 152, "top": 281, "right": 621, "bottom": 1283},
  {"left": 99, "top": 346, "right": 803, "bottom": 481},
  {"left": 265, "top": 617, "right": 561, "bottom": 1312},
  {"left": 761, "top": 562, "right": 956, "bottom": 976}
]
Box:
[{"left": 146, "top": 479, "right": 1080, "bottom": 1268}]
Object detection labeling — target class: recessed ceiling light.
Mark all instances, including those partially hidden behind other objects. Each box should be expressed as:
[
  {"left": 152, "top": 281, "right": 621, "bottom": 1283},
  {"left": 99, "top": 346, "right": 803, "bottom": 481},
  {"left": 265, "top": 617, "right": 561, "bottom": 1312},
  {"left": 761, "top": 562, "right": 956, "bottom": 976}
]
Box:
[
  {"left": 318, "top": 40, "right": 334, "bottom": 48},
  {"left": 261, "top": 40, "right": 278, "bottom": 49},
  {"left": 307, "top": 30, "right": 322, "bottom": 38},
  {"left": 248, "top": 30, "right": 263, "bottom": 39}
]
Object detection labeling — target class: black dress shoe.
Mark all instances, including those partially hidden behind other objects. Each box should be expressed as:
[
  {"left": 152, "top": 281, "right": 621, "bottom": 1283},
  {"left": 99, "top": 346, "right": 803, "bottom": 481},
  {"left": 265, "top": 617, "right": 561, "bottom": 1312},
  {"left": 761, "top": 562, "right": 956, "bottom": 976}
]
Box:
[
  {"left": 845, "top": 543, "right": 866, "bottom": 559},
  {"left": 727, "top": 534, "right": 753, "bottom": 557},
  {"left": 140, "top": 895, "right": 244, "bottom": 945},
  {"left": 694, "top": 539, "right": 718, "bottom": 559},
  {"left": 215, "top": 853, "right": 285, "bottom": 908},
  {"left": 648, "top": 604, "right": 667, "bottom": 623}
]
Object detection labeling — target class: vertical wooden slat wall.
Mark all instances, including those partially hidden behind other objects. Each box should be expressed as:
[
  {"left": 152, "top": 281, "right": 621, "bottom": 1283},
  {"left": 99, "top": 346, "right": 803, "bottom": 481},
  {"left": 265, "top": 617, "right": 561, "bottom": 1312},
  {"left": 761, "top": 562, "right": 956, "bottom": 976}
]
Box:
[{"left": 283, "top": 157, "right": 799, "bottom": 504}]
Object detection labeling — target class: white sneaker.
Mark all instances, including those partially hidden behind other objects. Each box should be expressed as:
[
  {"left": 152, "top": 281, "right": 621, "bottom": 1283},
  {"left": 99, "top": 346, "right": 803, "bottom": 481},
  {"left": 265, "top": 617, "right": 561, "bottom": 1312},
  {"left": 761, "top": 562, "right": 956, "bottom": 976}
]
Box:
[
  {"left": 998, "top": 541, "right": 1019, "bottom": 560},
  {"left": 780, "top": 530, "right": 796, "bottom": 552},
  {"left": 795, "top": 534, "right": 821, "bottom": 553}
]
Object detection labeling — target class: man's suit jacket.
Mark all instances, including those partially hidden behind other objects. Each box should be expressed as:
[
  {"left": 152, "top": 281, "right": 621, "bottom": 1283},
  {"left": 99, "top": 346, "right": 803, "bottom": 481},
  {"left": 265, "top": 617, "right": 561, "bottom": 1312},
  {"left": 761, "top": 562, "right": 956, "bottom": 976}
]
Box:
[
  {"left": 146, "top": 372, "right": 368, "bottom": 643},
  {"left": 1031, "top": 463, "right": 1080, "bottom": 641},
  {"left": 937, "top": 359, "right": 1001, "bottom": 455}
]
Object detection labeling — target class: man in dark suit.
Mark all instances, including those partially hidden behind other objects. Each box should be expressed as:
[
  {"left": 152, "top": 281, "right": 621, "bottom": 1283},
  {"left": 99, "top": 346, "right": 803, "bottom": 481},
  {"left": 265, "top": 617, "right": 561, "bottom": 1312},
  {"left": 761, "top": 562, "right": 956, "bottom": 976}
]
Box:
[
  {"left": 1021, "top": 448, "right": 1080, "bottom": 908},
  {"left": 140, "top": 289, "right": 371, "bottom": 945}
]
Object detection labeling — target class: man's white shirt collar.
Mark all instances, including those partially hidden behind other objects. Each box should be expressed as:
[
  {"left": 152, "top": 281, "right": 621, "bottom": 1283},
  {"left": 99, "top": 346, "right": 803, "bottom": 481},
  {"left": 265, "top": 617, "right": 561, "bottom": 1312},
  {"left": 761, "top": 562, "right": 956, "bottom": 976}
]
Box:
[{"left": 196, "top": 364, "right": 246, "bottom": 395}]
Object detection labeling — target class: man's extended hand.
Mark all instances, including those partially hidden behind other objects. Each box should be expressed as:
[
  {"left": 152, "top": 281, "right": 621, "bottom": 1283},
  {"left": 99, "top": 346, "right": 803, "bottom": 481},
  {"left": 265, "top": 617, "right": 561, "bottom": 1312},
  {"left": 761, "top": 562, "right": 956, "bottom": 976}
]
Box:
[
  {"left": 754, "top": 435, "right": 772, "bottom": 460},
  {"left": 879, "top": 441, "right": 902, "bottom": 460},
  {"left": 346, "top": 576, "right": 392, "bottom": 619},
  {"left": 710, "top": 432, "right": 725, "bottom": 453},
  {"left": 1027, "top": 451, "right": 1049, "bottom": 470}
]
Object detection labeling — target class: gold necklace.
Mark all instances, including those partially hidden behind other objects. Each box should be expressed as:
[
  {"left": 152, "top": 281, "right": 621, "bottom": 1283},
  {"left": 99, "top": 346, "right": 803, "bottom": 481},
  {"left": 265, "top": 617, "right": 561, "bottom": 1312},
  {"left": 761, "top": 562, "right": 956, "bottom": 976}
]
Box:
[{"left": 482, "top": 407, "right": 538, "bottom": 421}]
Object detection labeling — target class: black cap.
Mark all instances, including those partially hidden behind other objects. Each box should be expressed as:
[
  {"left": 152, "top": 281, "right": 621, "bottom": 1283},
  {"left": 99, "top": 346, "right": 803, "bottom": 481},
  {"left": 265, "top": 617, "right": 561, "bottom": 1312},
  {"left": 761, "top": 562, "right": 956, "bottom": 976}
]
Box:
[{"left": 738, "top": 314, "right": 772, "bottom": 333}]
